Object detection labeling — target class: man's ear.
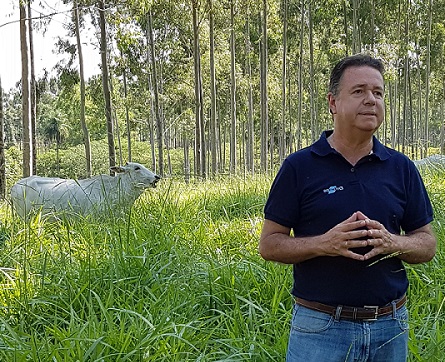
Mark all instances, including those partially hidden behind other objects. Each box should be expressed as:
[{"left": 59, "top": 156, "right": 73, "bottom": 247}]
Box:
[{"left": 327, "top": 93, "right": 337, "bottom": 114}]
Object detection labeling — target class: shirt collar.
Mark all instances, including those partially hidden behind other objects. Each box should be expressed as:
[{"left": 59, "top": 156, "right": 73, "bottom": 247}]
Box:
[{"left": 311, "top": 130, "right": 391, "bottom": 161}]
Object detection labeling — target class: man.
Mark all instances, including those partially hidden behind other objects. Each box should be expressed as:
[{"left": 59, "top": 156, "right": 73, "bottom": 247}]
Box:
[{"left": 259, "top": 54, "right": 436, "bottom": 362}]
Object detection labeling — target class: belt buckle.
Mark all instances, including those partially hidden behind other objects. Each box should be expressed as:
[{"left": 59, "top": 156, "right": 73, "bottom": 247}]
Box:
[{"left": 363, "top": 305, "right": 379, "bottom": 321}]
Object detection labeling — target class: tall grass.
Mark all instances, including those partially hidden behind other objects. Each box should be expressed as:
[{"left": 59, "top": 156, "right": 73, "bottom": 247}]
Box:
[
  {"left": 0, "top": 173, "right": 443, "bottom": 361},
  {"left": 406, "top": 166, "right": 445, "bottom": 361}
]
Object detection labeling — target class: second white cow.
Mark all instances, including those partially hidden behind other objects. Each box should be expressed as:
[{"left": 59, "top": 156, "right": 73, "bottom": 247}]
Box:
[{"left": 10, "top": 162, "right": 161, "bottom": 220}]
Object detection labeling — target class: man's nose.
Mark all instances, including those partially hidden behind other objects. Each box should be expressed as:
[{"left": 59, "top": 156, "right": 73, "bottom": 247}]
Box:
[{"left": 363, "top": 90, "right": 376, "bottom": 104}]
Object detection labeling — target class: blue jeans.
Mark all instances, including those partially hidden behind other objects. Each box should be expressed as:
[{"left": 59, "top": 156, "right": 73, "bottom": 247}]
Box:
[{"left": 286, "top": 302, "right": 408, "bottom": 362}]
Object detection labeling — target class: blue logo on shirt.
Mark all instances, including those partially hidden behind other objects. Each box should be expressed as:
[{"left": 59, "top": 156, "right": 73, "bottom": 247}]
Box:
[{"left": 323, "top": 185, "right": 344, "bottom": 194}]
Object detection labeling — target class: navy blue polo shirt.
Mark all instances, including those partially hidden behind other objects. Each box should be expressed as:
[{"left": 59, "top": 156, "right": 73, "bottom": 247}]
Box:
[{"left": 264, "top": 130, "right": 434, "bottom": 307}]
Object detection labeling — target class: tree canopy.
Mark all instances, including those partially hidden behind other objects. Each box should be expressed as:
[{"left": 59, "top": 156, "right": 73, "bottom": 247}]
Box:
[{"left": 2, "top": 0, "right": 445, "bottom": 180}]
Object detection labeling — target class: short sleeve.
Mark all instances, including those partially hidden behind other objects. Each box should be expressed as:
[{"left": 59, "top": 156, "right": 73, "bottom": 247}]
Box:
[
  {"left": 264, "top": 159, "right": 300, "bottom": 228},
  {"left": 401, "top": 163, "right": 434, "bottom": 232}
]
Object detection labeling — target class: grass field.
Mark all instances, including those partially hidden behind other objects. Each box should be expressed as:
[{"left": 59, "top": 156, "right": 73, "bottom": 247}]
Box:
[{"left": 0, "top": 172, "right": 443, "bottom": 361}]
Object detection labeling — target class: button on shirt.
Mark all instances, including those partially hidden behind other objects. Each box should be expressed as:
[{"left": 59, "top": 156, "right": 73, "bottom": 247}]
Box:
[{"left": 264, "top": 130, "right": 434, "bottom": 307}]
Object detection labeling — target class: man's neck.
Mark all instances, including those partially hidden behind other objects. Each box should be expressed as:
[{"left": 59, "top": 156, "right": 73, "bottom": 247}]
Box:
[{"left": 327, "top": 132, "right": 373, "bottom": 166}]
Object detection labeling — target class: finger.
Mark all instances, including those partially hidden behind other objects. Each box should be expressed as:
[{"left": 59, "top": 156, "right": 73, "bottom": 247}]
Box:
[
  {"left": 340, "top": 236, "right": 370, "bottom": 251},
  {"left": 366, "top": 238, "right": 382, "bottom": 247},
  {"left": 338, "top": 218, "right": 367, "bottom": 232},
  {"left": 355, "top": 211, "right": 370, "bottom": 220},
  {"left": 365, "top": 219, "right": 386, "bottom": 232},
  {"left": 348, "top": 229, "right": 370, "bottom": 240},
  {"left": 363, "top": 249, "right": 378, "bottom": 260},
  {"left": 366, "top": 235, "right": 394, "bottom": 254},
  {"left": 340, "top": 212, "right": 360, "bottom": 224},
  {"left": 368, "top": 230, "right": 392, "bottom": 245},
  {"left": 344, "top": 250, "right": 366, "bottom": 261}
]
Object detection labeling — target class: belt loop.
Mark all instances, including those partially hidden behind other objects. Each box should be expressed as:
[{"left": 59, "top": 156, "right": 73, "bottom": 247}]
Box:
[
  {"left": 391, "top": 300, "right": 397, "bottom": 319},
  {"left": 335, "top": 305, "right": 343, "bottom": 321}
]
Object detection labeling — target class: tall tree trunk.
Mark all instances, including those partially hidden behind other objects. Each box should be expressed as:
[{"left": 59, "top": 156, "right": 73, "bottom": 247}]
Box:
[
  {"left": 20, "top": 2, "right": 32, "bottom": 177},
  {"left": 408, "top": 66, "right": 414, "bottom": 158},
  {"left": 288, "top": 70, "right": 293, "bottom": 153},
  {"left": 343, "top": 0, "right": 349, "bottom": 55},
  {"left": 308, "top": 0, "right": 317, "bottom": 142},
  {"left": 98, "top": 0, "right": 115, "bottom": 172},
  {"left": 229, "top": 0, "right": 237, "bottom": 174},
  {"left": 122, "top": 65, "right": 131, "bottom": 162},
  {"left": 27, "top": 1, "right": 37, "bottom": 175},
  {"left": 149, "top": 105, "right": 156, "bottom": 171},
  {"left": 297, "top": 0, "right": 304, "bottom": 150},
  {"left": 74, "top": 0, "right": 92, "bottom": 177},
  {"left": 280, "top": 0, "right": 288, "bottom": 163},
  {"left": 401, "top": 3, "right": 410, "bottom": 154},
  {"left": 145, "top": 27, "right": 156, "bottom": 172},
  {"left": 192, "top": 0, "right": 206, "bottom": 178},
  {"left": 402, "top": 54, "right": 409, "bottom": 154},
  {"left": 424, "top": 0, "right": 432, "bottom": 157},
  {"left": 245, "top": 17, "right": 254, "bottom": 175},
  {"left": 389, "top": 82, "right": 396, "bottom": 148},
  {"left": 351, "top": 0, "right": 360, "bottom": 53},
  {"left": 441, "top": 80, "right": 445, "bottom": 154},
  {"left": 148, "top": 11, "right": 164, "bottom": 176},
  {"left": 183, "top": 132, "right": 190, "bottom": 183},
  {"left": 441, "top": 63, "right": 445, "bottom": 154},
  {"left": 0, "top": 77, "right": 5, "bottom": 199},
  {"left": 259, "top": 3, "right": 268, "bottom": 172},
  {"left": 370, "top": 0, "right": 375, "bottom": 51},
  {"left": 209, "top": 0, "right": 218, "bottom": 176},
  {"left": 110, "top": 78, "right": 123, "bottom": 165}
]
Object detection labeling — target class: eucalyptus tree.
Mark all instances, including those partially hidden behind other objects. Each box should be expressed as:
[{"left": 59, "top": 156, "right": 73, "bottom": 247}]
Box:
[
  {"left": 97, "top": 0, "right": 116, "bottom": 172},
  {"left": 259, "top": 0, "right": 268, "bottom": 172},
  {"left": 208, "top": 0, "right": 218, "bottom": 176},
  {"left": 241, "top": 0, "right": 255, "bottom": 174},
  {"left": 296, "top": 0, "right": 303, "bottom": 150},
  {"left": 279, "top": 0, "right": 288, "bottom": 163},
  {"left": 192, "top": 0, "right": 206, "bottom": 178},
  {"left": 229, "top": 0, "right": 237, "bottom": 174},
  {"left": 147, "top": 10, "right": 164, "bottom": 176},
  {"left": 351, "top": 0, "right": 361, "bottom": 53},
  {"left": 423, "top": 0, "right": 433, "bottom": 158},
  {"left": 308, "top": 0, "right": 317, "bottom": 143},
  {"left": 73, "top": 0, "right": 92, "bottom": 176},
  {"left": 19, "top": 1, "right": 33, "bottom": 177},
  {"left": 119, "top": 49, "right": 132, "bottom": 162},
  {"left": 0, "top": 77, "right": 5, "bottom": 199},
  {"left": 27, "top": 1, "right": 37, "bottom": 175},
  {"left": 245, "top": 19, "right": 255, "bottom": 174}
]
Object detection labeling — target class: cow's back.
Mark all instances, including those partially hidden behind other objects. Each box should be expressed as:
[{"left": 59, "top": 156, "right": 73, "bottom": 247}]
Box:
[{"left": 11, "top": 176, "right": 86, "bottom": 218}]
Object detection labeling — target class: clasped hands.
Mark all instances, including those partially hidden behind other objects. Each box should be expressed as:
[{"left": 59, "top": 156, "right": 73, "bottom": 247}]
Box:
[{"left": 324, "top": 211, "right": 395, "bottom": 261}]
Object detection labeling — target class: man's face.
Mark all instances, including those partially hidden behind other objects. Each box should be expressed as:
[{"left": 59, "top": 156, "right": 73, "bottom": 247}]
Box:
[{"left": 328, "top": 66, "right": 385, "bottom": 133}]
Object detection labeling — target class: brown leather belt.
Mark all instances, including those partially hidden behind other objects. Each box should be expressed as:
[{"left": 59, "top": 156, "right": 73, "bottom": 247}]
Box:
[{"left": 294, "top": 294, "right": 407, "bottom": 321}]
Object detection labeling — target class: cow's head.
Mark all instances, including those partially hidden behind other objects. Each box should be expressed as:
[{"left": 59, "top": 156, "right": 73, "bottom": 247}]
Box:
[{"left": 111, "top": 162, "right": 161, "bottom": 188}]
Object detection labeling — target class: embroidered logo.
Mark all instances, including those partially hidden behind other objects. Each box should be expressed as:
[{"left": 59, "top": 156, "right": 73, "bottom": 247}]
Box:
[{"left": 323, "top": 185, "right": 344, "bottom": 195}]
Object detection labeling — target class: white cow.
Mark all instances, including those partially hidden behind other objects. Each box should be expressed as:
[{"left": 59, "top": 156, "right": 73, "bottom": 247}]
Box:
[
  {"left": 413, "top": 154, "right": 445, "bottom": 170},
  {"left": 10, "top": 162, "right": 161, "bottom": 220}
]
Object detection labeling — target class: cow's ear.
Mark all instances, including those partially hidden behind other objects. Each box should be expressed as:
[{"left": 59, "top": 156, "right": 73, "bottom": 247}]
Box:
[{"left": 110, "top": 166, "right": 125, "bottom": 173}]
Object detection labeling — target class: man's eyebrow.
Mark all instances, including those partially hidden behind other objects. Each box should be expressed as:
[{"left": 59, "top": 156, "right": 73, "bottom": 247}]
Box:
[{"left": 351, "top": 83, "right": 384, "bottom": 90}]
